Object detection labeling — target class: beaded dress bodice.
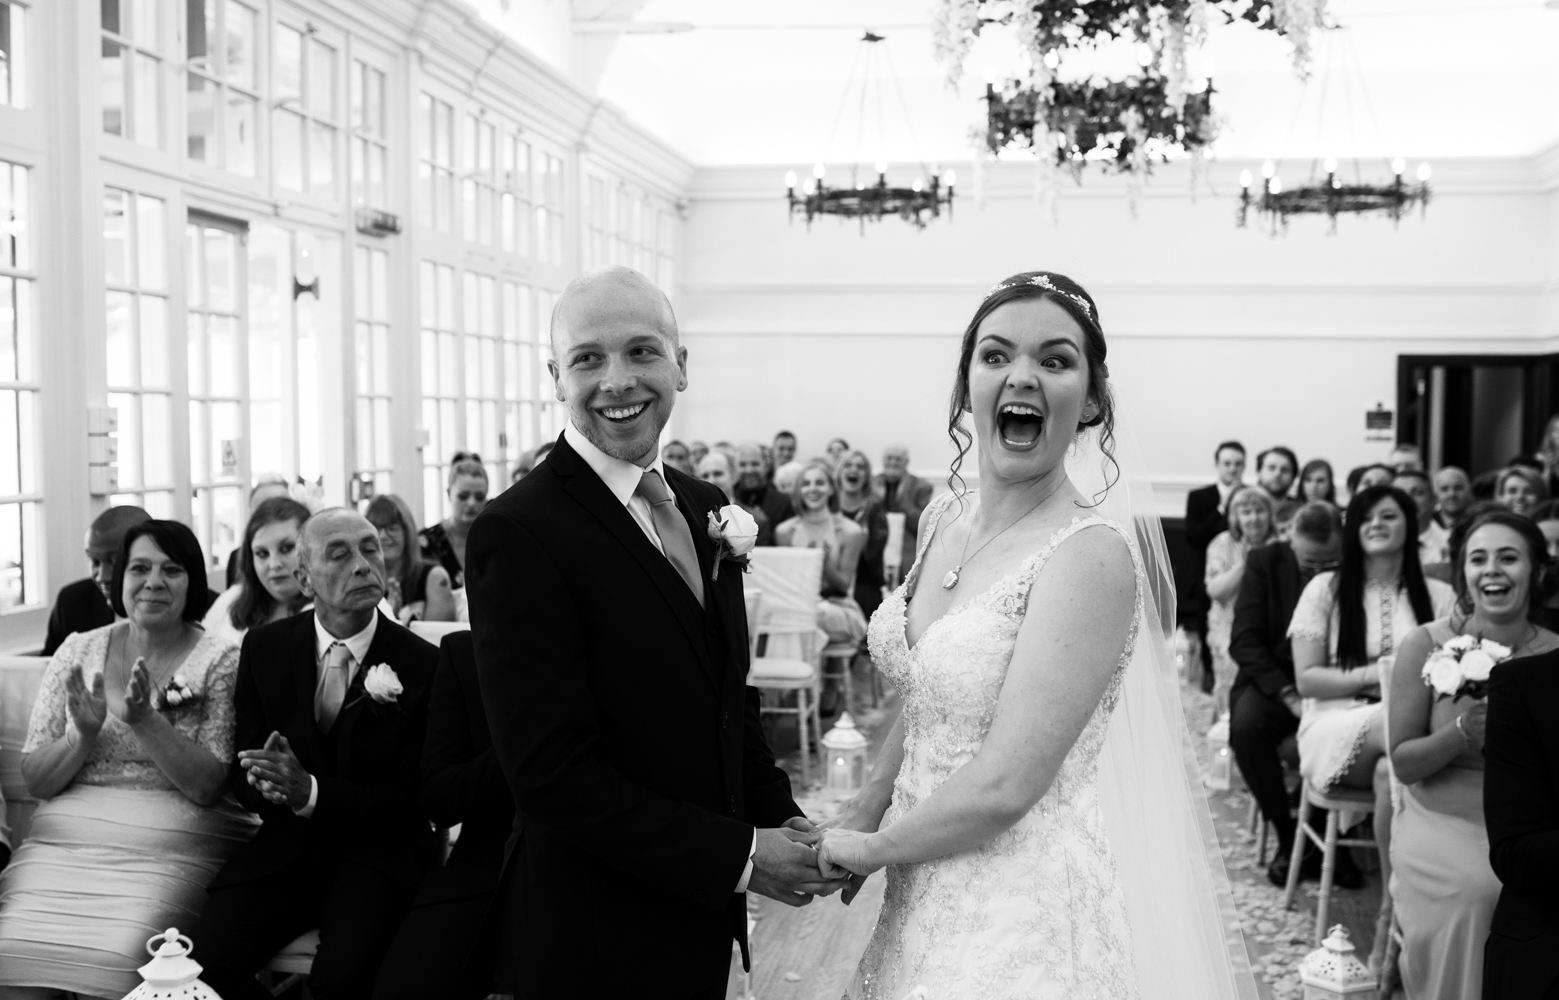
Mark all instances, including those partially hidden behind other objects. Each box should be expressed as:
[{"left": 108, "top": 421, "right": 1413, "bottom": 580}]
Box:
[{"left": 848, "top": 493, "right": 1144, "bottom": 1000}]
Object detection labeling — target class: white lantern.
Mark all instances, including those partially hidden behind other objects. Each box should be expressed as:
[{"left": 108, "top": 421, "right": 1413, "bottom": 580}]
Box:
[
  {"left": 124, "top": 928, "right": 222, "bottom": 999},
  {"left": 1299, "top": 925, "right": 1377, "bottom": 999},
  {"left": 821, "top": 711, "right": 868, "bottom": 793},
  {"left": 1203, "top": 713, "right": 1232, "bottom": 791}
]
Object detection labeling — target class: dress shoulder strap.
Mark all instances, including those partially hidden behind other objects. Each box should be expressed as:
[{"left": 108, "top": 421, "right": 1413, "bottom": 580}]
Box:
[
  {"left": 902, "top": 491, "right": 961, "bottom": 596},
  {"left": 1012, "top": 515, "right": 1144, "bottom": 599}
]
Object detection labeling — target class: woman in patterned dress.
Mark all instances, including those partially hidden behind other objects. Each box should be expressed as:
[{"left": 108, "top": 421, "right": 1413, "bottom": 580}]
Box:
[
  {"left": 1205, "top": 486, "right": 1277, "bottom": 717},
  {"left": 0, "top": 521, "right": 255, "bottom": 999}
]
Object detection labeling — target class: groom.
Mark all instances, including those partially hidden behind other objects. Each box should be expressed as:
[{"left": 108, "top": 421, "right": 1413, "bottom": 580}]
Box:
[{"left": 467, "top": 266, "right": 843, "bottom": 997}]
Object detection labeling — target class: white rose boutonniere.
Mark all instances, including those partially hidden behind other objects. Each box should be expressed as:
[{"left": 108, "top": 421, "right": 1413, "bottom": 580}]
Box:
[
  {"left": 363, "top": 663, "right": 404, "bottom": 704},
  {"left": 706, "top": 505, "right": 758, "bottom": 580},
  {"left": 156, "top": 673, "right": 200, "bottom": 712}
]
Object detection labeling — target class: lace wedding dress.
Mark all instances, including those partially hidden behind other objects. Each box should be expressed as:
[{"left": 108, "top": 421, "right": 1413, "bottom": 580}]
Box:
[{"left": 848, "top": 494, "right": 1144, "bottom": 1000}]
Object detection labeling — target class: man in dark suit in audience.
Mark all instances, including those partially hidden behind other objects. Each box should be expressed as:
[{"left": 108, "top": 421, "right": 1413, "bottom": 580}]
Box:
[
  {"left": 1229, "top": 502, "right": 1360, "bottom": 888},
  {"left": 41, "top": 504, "right": 150, "bottom": 655},
  {"left": 1255, "top": 445, "right": 1300, "bottom": 502},
  {"left": 875, "top": 444, "right": 934, "bottom": 578},
  {"left": 771, "top": 430, "right": 797, "bottom": 473},
  {"left": 734, "top": 441, "right": 794, "bottom": 530},
  {"left": 1484, "top": 647, "right": 1559, "bottom": 999},
  {"left": 192, "top": 508, "right": 439, "bottom": 1000},
  {"left": 373, "top": 631, "right": 513, "bottom": 1000},
  {"left": 1183, "top": 441, "right": 1246, "bottom": 683}
]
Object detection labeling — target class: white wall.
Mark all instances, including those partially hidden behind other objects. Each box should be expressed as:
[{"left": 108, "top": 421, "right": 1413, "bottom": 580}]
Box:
[{"left": 671, "top": 155, "right": 1559, "bottom": 514}]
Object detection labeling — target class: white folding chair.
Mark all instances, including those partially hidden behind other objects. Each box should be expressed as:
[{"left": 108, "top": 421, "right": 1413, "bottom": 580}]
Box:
[
  {"left": 262, "top": 928, "right": 318, "bottom": 995},
  {"left": 408, "top": 619, "right": 470, "bottom": 644},
  {"left": 748, "top": 549, "right": 826, "bottom": 782},
  {"left": 0, "top": 655, "right": 50, "bottom": 846}
]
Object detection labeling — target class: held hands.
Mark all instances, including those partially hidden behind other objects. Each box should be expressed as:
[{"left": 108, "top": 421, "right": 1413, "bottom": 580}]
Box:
[
  {"left": 238, "top": 731, "right": 312, "bottom": 810},
  {"left": 1457, "top": 700, "right": 1488, "bottom": 751},
  {"left": 747, "top": 819, "right": 849, "bottom": 908},
  {"left": 818, "top": 803, "right": 883, "bottom": 904},
  {"left": 65, "top": 664, "right": 108, "bottom": 741},
  {"left": 817, "top": 829, "right": 880, "bottom": 882}
]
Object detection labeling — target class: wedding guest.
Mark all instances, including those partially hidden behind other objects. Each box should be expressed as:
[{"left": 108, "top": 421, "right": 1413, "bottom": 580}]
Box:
[
  {"left": 42, "top": 505, "right": 150, "bottom": 656},
  {"left": 225, "top": 476, "right": 297, "bottom": 587},
  {"left": 1205, "top": 486, "right": 1277, "bottom": 716},
  {"left": 1483, "top": 609, "right": 1559, "bottom": 999},
  {"left": 687, "top": 439, "right": 709, "bottom": 466},
  {"left": 1230, "top": 503, "right": 1347, "bottom": 887},
  {"left": 1536, "top": 412, "right": 1559, "bottom": 498},
  {"left": 1390, "top": 507, "right": 1559, "bottom": 999},
  {"left": 1289, "top": 485, "right": 1455, "bottom": 896},
  {"left": 774, "top": 461, "right": 802, "bottom": 496},
  {"left": 367, "top": 494, "right": 456, "bottom": 623},
  {"left": 698, "top": 451, "right": 774, "bottom": 547},
  {"left": 1395, "top": 469, "right": 1449, "bottom": 567},
  {"left": 1273, "top": 500, "right": 1301, "bottom": 542},
  {"left": 1349, "top": 463, "right": 1396, "bottom": 499},
  {"left": 836, "top": 450, "right": 890, "bottom": 623},
  {"left": 772, "top": 430, "right": 797, "bottom": 470},
  {"left": 203, "top": 497, "right": 313, "bottom": 646},
  {"left": 1473, "top": 469, "right": 1500, "bottom": 502},
  {"left": 777, "top": 460, "right": 868, "bottom": 651},
  {"left": 420, "top": 451, "right": 489, "bottom": 589},
  {"left": 191, "top": 509, "right": 439, "bottom": 1000},
  {"left": 825, "top": 438, "right": 850, "bottom": 468},
  {"left": 1433, "top": 466, "right": 1473, "bottom": 530},
  {"left": 1185, "top": 441, "right": 1248, "bottom": 688},
  {"left": 1497, "top": 465, "right": 1547, "bottom": 517},
  {"left": 372, "top": 632, "right": 514, "bottom": 1000},
  {"left": 0, "top": 521, "right": 250, "bottom": 997},
  {"left": 1256, "top": 447, "right": 1299, "bottom": 501},
  {"left": 662, "top": 440, "right": 694, "bottom": 478},
  {"left": 734, "top": 441, "right": 795, "bottom": 528},
  {"left": 1524, "top": 500, "right": 1559, "bottom": 632},
  {"left": 876, "top": 445, "right": 935, "bottom": 579},
  {"left": 1389, "top": 443, "right": 1426, "bottom": 473},
  {"left": 1299, "top": 459, "right": 1337, "bottom": 505}
]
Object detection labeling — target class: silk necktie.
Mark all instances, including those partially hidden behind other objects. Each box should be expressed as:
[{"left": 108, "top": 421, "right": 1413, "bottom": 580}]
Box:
[
  {"left": 315, "top": 641, "right": 352, "bottom": 731},
  {"left": 634, "top": 469, "right": 705, "bottom": 608}
]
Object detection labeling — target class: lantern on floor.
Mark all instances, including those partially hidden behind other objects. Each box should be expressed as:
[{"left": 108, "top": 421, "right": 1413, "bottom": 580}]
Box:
[
  {"left": 1204, "top": 713, "right": 1232, "bottom": 791},
  {"left": 124, "top": 928, "right": 222, "bottom": 999},
  {"left": 821, "top": 712, "right": 868, "bottom": 793},
  {"left": 1298, "top": 925, "right": 1376, "bottom": 999}
]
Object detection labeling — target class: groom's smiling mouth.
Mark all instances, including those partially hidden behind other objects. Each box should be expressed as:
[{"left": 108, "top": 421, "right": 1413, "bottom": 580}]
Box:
[
  {"left": 996, "top": 402, "right": 1044, "bottom": 450},
  {"left": 597, "top": 400, "right": 650, "bottom": 424}
]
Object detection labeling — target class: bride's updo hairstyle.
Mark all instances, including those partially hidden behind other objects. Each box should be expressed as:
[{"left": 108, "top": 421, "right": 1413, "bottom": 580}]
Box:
[{"left": 947, "top": 271, "right": 1116, "bottom": 496}]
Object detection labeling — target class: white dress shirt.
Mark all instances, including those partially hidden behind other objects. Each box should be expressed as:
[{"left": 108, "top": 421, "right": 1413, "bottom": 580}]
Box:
[
  {"left": 564, "top": 422, "right": 758, "bottom": 893},
  {"left": 294, "top": 612, "right": 379, "bottom": 818}
]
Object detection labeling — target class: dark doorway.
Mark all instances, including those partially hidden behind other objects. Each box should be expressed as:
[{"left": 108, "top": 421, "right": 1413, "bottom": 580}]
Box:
[{"left": 1398, "top": 354, "right": 1559, "bottom": 476}]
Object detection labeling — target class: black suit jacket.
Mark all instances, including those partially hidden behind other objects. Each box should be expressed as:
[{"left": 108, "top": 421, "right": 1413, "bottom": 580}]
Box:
[
  {"left": 42, "top": 578, "right": 114, "bottom": 656},
  {"left": 1484, "top": 650, "right": 1559, "bottom": 1000},
  {"left": 467, "top": 435, "right": 801, "bottom": 993},
  {"left": 1182, "top": 484, "right": 1225, "bottom": 619},
  {"left": 1229, "top": 542, "right": 1305, "bottom": 702},
  {"left": 210, "top": 610, "right": 439, "bottom": 891}
]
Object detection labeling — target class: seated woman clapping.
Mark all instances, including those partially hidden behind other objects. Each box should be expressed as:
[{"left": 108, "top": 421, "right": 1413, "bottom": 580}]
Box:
[
  {"left": 1289, "top": 485, "right": 1454, "bottom": 891},
  {"left": 0, "top": 521, "right": 254, "bottom": 1000},
  {"left": 367, "top": 494, "right": 456, "bottom": 623},
  {"left": 776, "top": 460, "right": 868, "bottom": 648},
  {"left": 1387, "top": 506, "right": 1559, "bottom": 999},
  {"left": 202, "top": 497, "right": 313, "bottom": 646}
]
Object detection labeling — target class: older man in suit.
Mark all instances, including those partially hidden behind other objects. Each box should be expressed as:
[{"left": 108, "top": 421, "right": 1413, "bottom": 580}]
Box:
[
  {"left": 192, "top": 508, "right": 439, "bottom": 1000},
  {"left": 874, "top": 445, "right": 934, "bottom": 578}
]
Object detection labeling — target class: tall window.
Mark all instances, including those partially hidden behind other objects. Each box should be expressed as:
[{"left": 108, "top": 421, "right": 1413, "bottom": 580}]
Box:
[
  {"left": 354, "top": 246, "right": 392, "bottom": 496},
  {"left": 536, "top": 151, "right": 564, "bottom": 265},
  {"left": 501, "top": 281, "right": 564, "bottom": 466},
  {"left": 417, "top": 93, "right": 454, "bottom": 232},
  {"left": 104, "top": 189, "right": 172, "bottom": 518},
  {"left": 653, "top": 205, "right": 675, "bottom": 288},
  {"left": 419, "top": 261, "right": 458, "bottom": 518},
  {"left": 0, "top": 162, "right": 39, "bottom": 610},
  {"left": 500, "top": 134, "right": 531, "bottom": 255},
  {"left": 185, "top": 0, "right": 259, "bottom": 177},
  {"left": 459, "top": 114, "right": 496, "bottom": 245},
  {"left": 585, "top": 176, "right": 607, "bottom": 268},
  {"left": 0, "top": 2, "right": 25, "bottom": 109},
  {"left": 186, "top": 218, "right": 245, "bottom": 570},
  {"left": 350, "top": 59, "right": 387, "bottom": 209},
  {"left": 461, "top": 273, "right": 498, "bottom": 466},
  {"left": 273, "top": 23, "right": 337, "bottom": 198},
  {"left": 100, "top": 0, "right": 160, "bottom": 146}
]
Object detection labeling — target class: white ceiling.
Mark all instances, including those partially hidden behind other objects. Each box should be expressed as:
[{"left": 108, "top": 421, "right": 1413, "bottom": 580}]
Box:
[{"left": 580, "top": 0, "right": 1559, "bottom": 167}]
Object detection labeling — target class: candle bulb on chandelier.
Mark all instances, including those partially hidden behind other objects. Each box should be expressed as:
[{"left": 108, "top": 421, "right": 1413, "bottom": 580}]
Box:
[
  {"left": 1239, "top": 169, "right": 1252, "bottom": 191},
  {"left": 876, "top": 160, "right": 888, "bottom": 183},
  {"left": 943, "top": 169, "right": 957, "bottom": 191},
  {"left": 1269, "top": 176, "right": 1284, "bottom": 195},
  {"left": 784, "top": 170, "right": 797, "bottom": 193},
  {"left": 813, "top": 162, "right": 826, "bottom": 180},
  {"left": 1391, "top": 157, "right": 1406, "bottom": 177},
  {"left": 1261, "top": 160, "right": 1277, "bottom": 179},
  {"left": 1416, "top": 162, "right": 1432, "bottom": 182},
  {"left": 911, "top": 177, "right": 923, "bottom": 193}
]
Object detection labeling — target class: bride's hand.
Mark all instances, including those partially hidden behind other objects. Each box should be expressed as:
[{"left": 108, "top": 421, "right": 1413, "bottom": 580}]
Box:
[{"left": 817, "top": 828, "right": 879, "bottom": 880}]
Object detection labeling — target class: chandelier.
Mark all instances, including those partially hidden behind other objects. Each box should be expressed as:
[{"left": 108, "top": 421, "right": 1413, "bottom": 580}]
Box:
[
  {"left": 1238, "top": 157, "right": 1430, "bottom": 232},
  {"left": 782, "top": 31, "right": 955, "bottom": 232}
]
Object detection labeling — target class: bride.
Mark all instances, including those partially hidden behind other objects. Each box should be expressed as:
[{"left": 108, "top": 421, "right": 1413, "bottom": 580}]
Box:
[{"left": 816, "top": 272, "right": 1257, "bottom": 1000}]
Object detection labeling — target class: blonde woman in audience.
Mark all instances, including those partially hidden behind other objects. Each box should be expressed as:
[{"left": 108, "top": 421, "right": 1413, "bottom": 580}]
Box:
[
  {"left": 1496, "top": 465, "right": 1546, "bottom": 517},
  {"left": 1289, "top": 485, "right": 1455, "bottom": 895},
  {"left": 202, "top": 497, "right": 313, "bottom": 647},
  {"left": 420, "top": 451, "right": 489, "bottom": 589},
  {"left": 777, "top": 459, "right": 868, "bottom": 651},
  {"left": 773, "top": 460, "right": 803, "bottom": 496},
  {"left": 0, "top": 521, "right": 253, "bottom": 999},
  {"left": 1388, "top": 506, "right": 1559, "bottom": 998},
  {"left": 1205, "top": 486, "right": 1277, "bottom": 716},
  {"left": 367, "top": 494, "right": 456, "bottom": 623}
]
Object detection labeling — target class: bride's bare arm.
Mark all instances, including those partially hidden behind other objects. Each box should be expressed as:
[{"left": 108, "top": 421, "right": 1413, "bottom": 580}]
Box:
[{"left": 823, "top": 527, "right": 1135, "bottom": 875}]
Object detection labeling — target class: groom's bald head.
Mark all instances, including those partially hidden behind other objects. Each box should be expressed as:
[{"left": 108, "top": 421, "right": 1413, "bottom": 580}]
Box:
[{"left": 549, "top": 266, "right": 678, "bottom": 358}]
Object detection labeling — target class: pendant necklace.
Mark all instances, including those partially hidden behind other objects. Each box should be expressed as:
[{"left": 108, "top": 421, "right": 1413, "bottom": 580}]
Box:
[{"left": 942, "top": 480, "right": 1066, "bottom": 590}]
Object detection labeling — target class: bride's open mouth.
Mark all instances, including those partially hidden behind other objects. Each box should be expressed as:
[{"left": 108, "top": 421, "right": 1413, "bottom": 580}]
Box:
[{"left": 997, "top": 402, "right": 1044, "bottom": 450}]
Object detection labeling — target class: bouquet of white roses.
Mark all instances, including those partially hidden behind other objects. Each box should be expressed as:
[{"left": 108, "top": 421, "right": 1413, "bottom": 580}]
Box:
[{"left": 1420, "top": 633, "right": 1513, "bottom": 700}]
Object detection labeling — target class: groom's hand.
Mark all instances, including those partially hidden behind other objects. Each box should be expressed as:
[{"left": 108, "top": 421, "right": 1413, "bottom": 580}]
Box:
[{"left": 748, "top": 827, "right": 848, "bottom": 908}]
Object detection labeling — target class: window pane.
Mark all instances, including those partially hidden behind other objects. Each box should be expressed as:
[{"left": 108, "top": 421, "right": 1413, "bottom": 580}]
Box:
[
  {"left": 186, "top": 312, "right": 205, "bottom": 395},
  {"left": 0, "top": 278, "right": 14, "bottom": 384},
  {"left": 110, "top": 391, "right": 140, "bottom": 488},
  {"left": 130, "top": 0, "right": 159, "bottom": 46},
  {"left": 274, "top": 25, "right": 301, "bottom": 103},
  {"left": 0, "top": 503, "right": 23, "bottom": 609},
  {"left": 373, "top": 326, "right": 389, "bottom": 391},
  {"left": 374, "top": 398, "right": 391, "bottom": 467},
  {"left": 224, "top": 1, "right": 256, "bottom": 89},
  {"left": 0, "top": 389, "right": 17, "bottom": 494},
  {"left": 211, "top": 401, "right": 239, "bottom": 480},
  {"left": 308, "top": 40, "right": 335, "bottom": 120},
  {"left": 136, "top": 195, "right": 165, "bottom": 290},
  {"left": 212, "top": 484, "right": 240, "bottom": 565},
  {"left": 143, "top": 392, "right": 170, "bottom": 485},
  {"left": 101, "top": 40, "right": 127, "bottom": 137},
  {"left": 105, "top": 291, "right": 134, "bottom": 386},
  {"left": 308, "top": 122, "right": 335, "bottom": 198},
  {"left": 208, "top": 315, "right": 238, "bottom": 397},
  {"left": 139, "top": 296, "right": 167, "bottom": 387},
  {"left": 274, "top": 109, "right": 303, "bottom": 191},
  {"left": 11, "top": 277, "right": 29, "bottom": 383},
  {"left": 186, "top": 0, "right": 214, "bottom": 65},
  {"left": 143, "top": 491, "right": 173, "bottom": 518},
  {"left": 102, "top": 0, "right": 122, "bottom": 36},
  {"left": 368, "top": 145, "right": 386, "bottom": 209},
  {"left": 132, "top": 52, "right": 161, "bottom": 148},
  {"left": 186, "top": 72, "right": 216, "bottom": 164},
  {"left": 224, "top": 90, "right": 256, "bottom": 176},
  {"left": 0, "top": 4, "right": 23, "bottom": 108},
  {"left": 103, "top": 189, "right": 130, "bottom": 286},
  {"left": 203, "top": 227, "right": 235, "bottom": 311},
  {"left": 371, "top": 250, "right": 388, "bottom": 320}
]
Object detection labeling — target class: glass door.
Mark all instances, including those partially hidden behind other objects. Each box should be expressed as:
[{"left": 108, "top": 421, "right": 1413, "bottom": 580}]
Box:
[{"left": 186, "top": 215, "right": 247, "bottom": 572}]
